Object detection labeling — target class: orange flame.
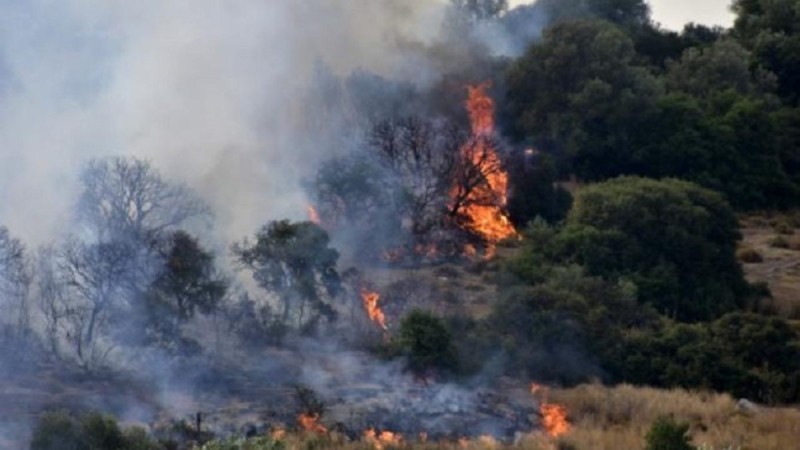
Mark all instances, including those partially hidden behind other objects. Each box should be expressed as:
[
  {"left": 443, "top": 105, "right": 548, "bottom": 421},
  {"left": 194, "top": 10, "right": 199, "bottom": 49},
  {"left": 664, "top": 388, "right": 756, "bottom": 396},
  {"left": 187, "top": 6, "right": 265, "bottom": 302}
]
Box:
[
  {"left": 307, "top": 206, "right": 321, "bottom": 225},
  {"left": 361, "top": 288, "right": 387, "bottom": 331},
  {"left": 530, "top": 383, "right": 569, "bottom": 438},
  {"left": 541, "top": 403, "right": 569, "bottom": 438},
  {"left": 297, "top": 413, "right": 327, "bottom": 434},
  {"left": 453, "top": 83, "right": 517, "bottom": 247},
  {"left": 364, "top": 428, "right": 403, "bottom": 449},
  {"left": 271, "top": 427, "right": 286, "bottom": 440}
]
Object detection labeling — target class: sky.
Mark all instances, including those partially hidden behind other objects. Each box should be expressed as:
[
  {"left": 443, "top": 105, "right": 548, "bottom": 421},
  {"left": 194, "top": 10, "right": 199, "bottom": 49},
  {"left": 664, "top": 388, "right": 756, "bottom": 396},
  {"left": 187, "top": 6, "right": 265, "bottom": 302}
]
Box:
[{"left": 510, "top": 0, "right": 735, "bottom": 30}]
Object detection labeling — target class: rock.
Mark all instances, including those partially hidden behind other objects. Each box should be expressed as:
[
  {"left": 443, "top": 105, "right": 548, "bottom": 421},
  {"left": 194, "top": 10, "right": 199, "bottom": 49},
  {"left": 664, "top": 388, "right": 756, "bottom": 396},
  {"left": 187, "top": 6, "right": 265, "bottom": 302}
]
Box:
[{"left": 737, "top": 398, "right": 760, "bottom": 414}]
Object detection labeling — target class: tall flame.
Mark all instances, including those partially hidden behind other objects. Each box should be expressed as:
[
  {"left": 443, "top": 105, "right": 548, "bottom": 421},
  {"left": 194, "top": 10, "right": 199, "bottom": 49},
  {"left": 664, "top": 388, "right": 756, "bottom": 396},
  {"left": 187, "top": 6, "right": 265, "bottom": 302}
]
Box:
[
  {"left": 454, "top": 83, "right": 517, "bottom": 246},
  {"left": 361, "top": 288, "right": 387, "bottom": 331},
  {"left": 530, "top": 383, "right": 570, "bottom": 439},
  {"left": 297, "top": 413, "right": 328, "bottom": 434}
]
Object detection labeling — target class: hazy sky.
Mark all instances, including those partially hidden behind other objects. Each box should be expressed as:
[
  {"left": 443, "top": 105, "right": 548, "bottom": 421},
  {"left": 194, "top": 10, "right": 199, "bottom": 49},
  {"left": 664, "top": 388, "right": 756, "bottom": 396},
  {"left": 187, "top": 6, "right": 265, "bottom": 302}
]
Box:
[{"left": 509, "top": 0, "right": 735, "bottom": 30}]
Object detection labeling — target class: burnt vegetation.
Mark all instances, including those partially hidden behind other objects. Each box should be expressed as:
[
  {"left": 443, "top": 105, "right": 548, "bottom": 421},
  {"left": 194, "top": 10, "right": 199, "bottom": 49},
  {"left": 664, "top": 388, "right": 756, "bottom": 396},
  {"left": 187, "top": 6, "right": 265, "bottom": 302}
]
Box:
[{"left": 5, "top": 0, "right": 800, "bottom": 449}]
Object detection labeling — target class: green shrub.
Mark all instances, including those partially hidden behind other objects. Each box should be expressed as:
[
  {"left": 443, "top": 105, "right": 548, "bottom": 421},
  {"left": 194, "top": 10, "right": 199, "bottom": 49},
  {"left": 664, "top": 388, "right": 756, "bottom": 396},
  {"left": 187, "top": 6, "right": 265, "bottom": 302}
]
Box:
[
  {"left": 30, "top": 412, "right": 163, "bottom": 450},
  {"left": 645, "top": 416, "right": 695, "bottom": 450},
  {"left": 30, "top": 412, "right": 84, "bottom": 450},
  {"left": 398, "top": 311, "right": 458, "bottom": 374}
]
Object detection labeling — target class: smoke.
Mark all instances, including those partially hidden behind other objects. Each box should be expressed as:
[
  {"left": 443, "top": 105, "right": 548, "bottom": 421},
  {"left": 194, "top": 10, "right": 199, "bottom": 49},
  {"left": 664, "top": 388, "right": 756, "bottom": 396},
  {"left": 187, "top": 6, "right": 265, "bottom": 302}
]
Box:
[
  {"left": 0, "top": 1, "right": 567, "bottom": 446},
  {"left": 0, "top": 0, "right": 457, "bottom": 246}
]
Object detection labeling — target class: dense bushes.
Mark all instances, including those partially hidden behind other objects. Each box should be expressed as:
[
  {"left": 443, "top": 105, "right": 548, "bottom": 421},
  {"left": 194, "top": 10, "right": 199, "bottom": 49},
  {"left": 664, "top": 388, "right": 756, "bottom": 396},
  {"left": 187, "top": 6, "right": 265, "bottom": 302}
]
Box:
[
  {"left": 31, "top": 412, "right": 162, "bottom": 450},
  {"left": 515, "top": 177, "right": 750, "bottom": 321},
  {"left": 645, "top": 417, "right": 694, "bottom": 450},
  {"left": 504, "top": 9, "right": 800, "bottom": 211},
  {"left": 398, "top": 310, "right": 458, "bottom": 375},
  {"left": 490, "top": 177, "right": 800, "bottom": 403}
]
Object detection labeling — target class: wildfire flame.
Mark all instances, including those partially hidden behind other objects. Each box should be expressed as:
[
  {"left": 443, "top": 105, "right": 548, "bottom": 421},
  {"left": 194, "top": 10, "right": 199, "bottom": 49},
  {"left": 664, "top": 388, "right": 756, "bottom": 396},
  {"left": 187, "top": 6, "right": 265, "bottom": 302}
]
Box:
[
  {"left": 297, "top": 413, "right": 327, "bottom": 434},
  {"left": 307, "top": 205, "right": 321, "bottom": 225},
  {"left": 361, "top": 288, "right": 387, "bottom": 331},
  {"left": 364, "top": 428, "right": 403, "bottom": 449},
  {"left": 452, "top": 83, "right": 517, "bottom": 248},
  {"left": 530, "top": 383, "right": 570, "bottom": 439},
  {"left": 271, "top": 427, "right": 286, "bottom": 440}
]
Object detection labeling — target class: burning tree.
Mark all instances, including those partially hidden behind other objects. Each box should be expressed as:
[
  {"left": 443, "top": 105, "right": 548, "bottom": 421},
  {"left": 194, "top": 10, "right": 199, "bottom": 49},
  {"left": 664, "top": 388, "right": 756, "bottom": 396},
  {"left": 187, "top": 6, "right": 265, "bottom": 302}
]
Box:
[
  {"left": 233, "top": 220, "right": 342, "bottom": 332},
  {"left": 449, "top": 83, "right": 517, "bottom": 247},
  {"left": 309, "top": 83, "right": 516, "bottom": 262}
]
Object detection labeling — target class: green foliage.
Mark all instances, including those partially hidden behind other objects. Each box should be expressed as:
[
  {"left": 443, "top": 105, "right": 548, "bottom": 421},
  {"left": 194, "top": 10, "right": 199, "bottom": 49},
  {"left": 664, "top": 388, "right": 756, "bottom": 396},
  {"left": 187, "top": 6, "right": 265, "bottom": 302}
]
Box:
[
  {"left": 613, "top": 313, "right": 800, "bottom": 403},
  {"left": 30, "top": 412, "right": 84, "bottom": 450},
  {"left": 733, "top": 0, "right": 800, "bottom": 105},
  {"left": 30, "top": 412, "right": 163, "bottom": 450},
  {"left": 506, "top": 20, "right": 660, "bottom": 180},
  {"left": 645, "top": 416, "right": 695, "bottom": 450},
  {"left": 534, "top": 0, "right": 651, "bottom": 29},
  {"left": 141, "top": 231, "right": 228, "bottom": 350},
  {"left": 557, "top": 177, "right": 748, "bottom": 321},
  {"left": 495, "top": 244, "right": 659, "bottom": 383},
  {"left": 507, "top": 153, "right": 572, "bottom": 226},
  {"left": 398, "top": 311, "right": 458, "bottom": 374},
  {"left": 665, "top": 39, "right": 771, "bottom": 98},
  {"left": 234, "top": 221, "right": 341, "bottom": 330}
]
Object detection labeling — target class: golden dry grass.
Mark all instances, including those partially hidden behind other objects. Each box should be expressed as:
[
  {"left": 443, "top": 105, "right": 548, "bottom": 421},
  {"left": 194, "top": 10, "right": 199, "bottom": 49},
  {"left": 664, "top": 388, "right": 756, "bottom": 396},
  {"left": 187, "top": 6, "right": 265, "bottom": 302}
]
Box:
[{"left": 549, "top": 383, "right": 800, "bottom": 450}]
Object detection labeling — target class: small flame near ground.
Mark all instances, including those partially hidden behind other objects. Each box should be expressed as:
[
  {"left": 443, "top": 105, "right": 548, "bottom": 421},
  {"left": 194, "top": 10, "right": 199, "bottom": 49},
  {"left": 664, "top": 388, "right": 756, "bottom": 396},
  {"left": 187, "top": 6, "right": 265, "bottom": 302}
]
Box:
[
  {"left": 452, "top": 83, "right": 517, "bottom": 250},
  {"left": 297, "top": 413, "right": 328, "bottom": 434},
  {"left": 364, "top": 428, "right": 403, "bottom": 449},
  {"left": 360, "top": 287, "right": 387, "bottom": 331},
  {"left": 530, "top": 383, "right": 570, "bottom": 438}
]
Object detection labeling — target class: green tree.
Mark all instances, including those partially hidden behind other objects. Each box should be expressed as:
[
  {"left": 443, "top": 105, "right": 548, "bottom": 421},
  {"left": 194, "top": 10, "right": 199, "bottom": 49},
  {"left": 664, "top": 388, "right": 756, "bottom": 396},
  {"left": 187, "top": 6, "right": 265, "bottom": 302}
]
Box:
[
  {"left": 398, "top": 311, "right": 458, "bottom": 375},
  {"left": 233, "top": 221, "right": 341, "bottom": 330},
  {"left": 141, "top": 231, "right": 228, "bottom": 349},
  {"left": 554, "top": 177, "right": 749, "bottom": 321},
  {"left": 506, "top": 153, "right": 572, "bottom": 226},
  {"left": 665, "top": 39, "right": 774, "bottom": 98},
  {"left": 733, "top": 0, "right": 800, "bottom": 105},
  {"left": 631, "top": 93, "right": 798, "bottom": 210},
  {"left": 534, "top": 0, "right": 650, "bottom": 29},
  {"left": 505, "top": 20, "right": 660, "bottom": 179}
]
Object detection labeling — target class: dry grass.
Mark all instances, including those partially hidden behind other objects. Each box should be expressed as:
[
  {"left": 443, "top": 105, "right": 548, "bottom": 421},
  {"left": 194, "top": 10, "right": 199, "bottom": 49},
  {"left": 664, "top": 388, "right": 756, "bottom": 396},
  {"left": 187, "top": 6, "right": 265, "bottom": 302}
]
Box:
[
  {"left": 740, "top": 214, "right": 800, "bottom": 320},
  {"left": 197, "top": 384, "right": 799, "bottom": 450},
  {"left": 548, "top": 383, "right": 800, "bottom": 450}
]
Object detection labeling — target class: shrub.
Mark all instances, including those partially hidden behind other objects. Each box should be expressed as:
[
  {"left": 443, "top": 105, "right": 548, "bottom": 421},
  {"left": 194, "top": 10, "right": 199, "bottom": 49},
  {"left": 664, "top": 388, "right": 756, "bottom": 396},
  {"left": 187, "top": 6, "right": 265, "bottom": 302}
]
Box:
[
  {"left": 558, "top": 177, "right": 749, "bottom": 321},
  {"left": 769, "top": 236, "right": 790, "bottom": 248},
  {"left": 30, "top": 412, "right": 84, "bottom": 450},
  {"left": 30, "top": 411, "right": 163, "bottom": 450},
  {"left": 645, "top": 416, "right": 695, "bottom": 450},
  {"left": 736, "top": 247, "right": 763, "bottom": 263},
  {"left": 398, "top": 311, "right": 458, "bottom": 374},
  {"left": 773, "top": 220, "right": 794, "bottom": 235}
]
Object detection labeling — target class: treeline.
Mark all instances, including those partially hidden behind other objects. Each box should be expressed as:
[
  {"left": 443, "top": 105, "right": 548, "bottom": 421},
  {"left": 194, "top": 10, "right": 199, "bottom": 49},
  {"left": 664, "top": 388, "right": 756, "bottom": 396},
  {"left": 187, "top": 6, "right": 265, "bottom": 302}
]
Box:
[
  {"left": 0, "top": 157, "right": 353, "bottom": 373},
  {"left": 502, "top": 0, "right": 800, "bottom": 216},
  {"left": 379, "top": 0, "right": 800, "bottom": 404},
  {"left": 492, "top": 0, "right": 800, "bottom": 402}
]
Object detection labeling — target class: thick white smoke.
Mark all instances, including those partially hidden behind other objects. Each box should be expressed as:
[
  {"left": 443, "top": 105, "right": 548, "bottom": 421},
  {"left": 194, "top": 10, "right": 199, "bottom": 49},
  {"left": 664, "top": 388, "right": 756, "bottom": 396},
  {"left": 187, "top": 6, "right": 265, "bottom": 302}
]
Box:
[{"left": 0, "top": 0, "right": 451, "bottom": 246}]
